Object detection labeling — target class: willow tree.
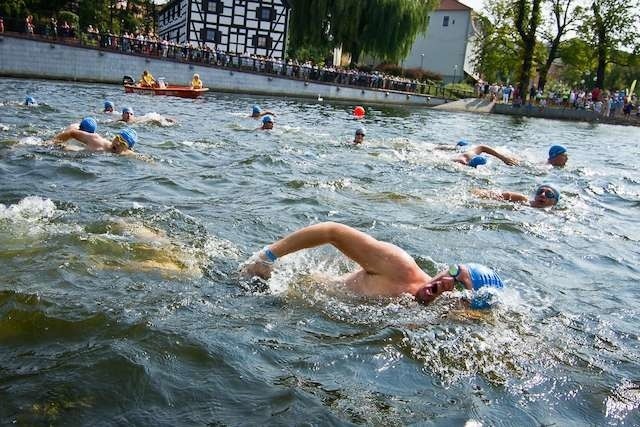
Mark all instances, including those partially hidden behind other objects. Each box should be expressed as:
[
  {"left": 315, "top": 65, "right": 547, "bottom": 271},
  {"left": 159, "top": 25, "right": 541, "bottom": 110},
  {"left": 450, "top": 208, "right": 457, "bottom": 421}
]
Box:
[
  {"left": 288, "top": 0, "right": 438, "bottom": 65},
  {"left": 579, "top": 0, "right": 640, "bottom": 89}
]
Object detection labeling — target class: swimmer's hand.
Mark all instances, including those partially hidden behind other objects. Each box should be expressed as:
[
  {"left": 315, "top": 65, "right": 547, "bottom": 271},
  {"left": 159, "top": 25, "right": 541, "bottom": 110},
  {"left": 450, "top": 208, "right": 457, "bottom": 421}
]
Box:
[
  {"left": 503, "top": 156, "right": 519, "bottom": 166},
  {"left": 239, "top": 251, "right": 274, "bottom": 280}
]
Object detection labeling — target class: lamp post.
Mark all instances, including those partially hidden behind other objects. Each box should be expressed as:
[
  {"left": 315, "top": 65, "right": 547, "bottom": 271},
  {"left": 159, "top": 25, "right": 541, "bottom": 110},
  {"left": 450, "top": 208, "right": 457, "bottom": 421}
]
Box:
[
  {"left": 453, "top": 64, "right": 458, "bottom": 84},
  {"left": 420, "top": 53, "right": 424, "bottom": 70}
]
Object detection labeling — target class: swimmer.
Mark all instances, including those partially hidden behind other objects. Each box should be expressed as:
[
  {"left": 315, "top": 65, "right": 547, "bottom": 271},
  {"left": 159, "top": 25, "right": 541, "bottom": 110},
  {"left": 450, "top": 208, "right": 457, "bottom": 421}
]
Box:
[
  {"left": 454, "top": 141, "right": 518, "bottom": 167},
  {"left": 473, "top": 184, "right": 560, "bottom": 208},
  {"left": 547, "top": 145, "right": 568, "bottom": 167},
  {"left": 241, "top": 221, "right": 503, "bottom": 308},
  {"left": 353, "top": 126, "right": 365, "bottom": 144},
  {"left": 139, "top": 70, "right": 156, "bottom": 87},
  {"left": 250, "top": 105, "right": 276, "bottom": 118},
  {"left": 191, "top": 73, "right": 203, "bottom": 89},
  {"left": 120, "top": 106, "right": 134, "bottom": 123},
  {"left": 24, "top": 96, "right": 37, "bottom": 106},
  {"left": 104, "top": 101, "right": 115, "bottom": 113},
  {"left": 260, "top": 115, "right": 274, "bottom": 130},
  {"left": 53, "top": 126, "right": 137, "bottom": 156}
]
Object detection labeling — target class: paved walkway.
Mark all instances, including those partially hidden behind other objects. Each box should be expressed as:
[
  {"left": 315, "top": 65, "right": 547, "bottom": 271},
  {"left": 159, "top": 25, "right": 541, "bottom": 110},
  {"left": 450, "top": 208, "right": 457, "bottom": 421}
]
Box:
[{"left": 433, "top": 98, "right": 495, "bottom": 113}]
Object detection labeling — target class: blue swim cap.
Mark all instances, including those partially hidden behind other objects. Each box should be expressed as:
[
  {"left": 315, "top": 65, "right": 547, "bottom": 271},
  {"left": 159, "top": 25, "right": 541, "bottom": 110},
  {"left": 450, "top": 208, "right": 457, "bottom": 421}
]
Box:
[
  {"left": 122, "top": 106, "right": 133, "bottom": 115},
  {"left": 536, "top": 184, "right": 560, "bottom": 202},
  {"left": 456, "top": 140, "right": 470, "bottom": 147},
  {"left": 118, "top": 128, "right": 137, "bottom": 149},
  {"left": 548, "top": 145, "right": 567, "bottom": 160},
  {"left": 355, "top": 126, "right": 366, "bottom": 136},
  {"left": 467, "top": 263, "right": 504, "bottom": 290},
  {"left": 252, "top": 105, "right": 261, "bottom": 115},
  {"left": 262, "top": 115, "right": 273, "bottom": 124},
  {"left": 104, "top": 101, "right": 114, "bottom": 111},
  {"left": 25, "top": 96, "right": 36, "bottom": 106},
  {"left": 79, "top": 117, "right": 97, "bottom": 133},
  {"left": 468, "top": 155, "right": 487, "bottom": 168}
]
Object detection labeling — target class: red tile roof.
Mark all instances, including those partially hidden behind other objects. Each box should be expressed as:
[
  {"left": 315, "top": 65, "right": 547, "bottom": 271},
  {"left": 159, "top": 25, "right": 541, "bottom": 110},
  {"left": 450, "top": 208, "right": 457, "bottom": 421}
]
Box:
[{"left": 437, "top": 0, "right": 472, "bottom": 11}]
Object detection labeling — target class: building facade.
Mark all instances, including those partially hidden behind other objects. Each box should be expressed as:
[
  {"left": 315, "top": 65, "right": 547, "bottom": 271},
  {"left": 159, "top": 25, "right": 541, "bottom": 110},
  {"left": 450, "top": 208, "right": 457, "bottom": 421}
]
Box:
[
  {"left": 403, "top": 0, "right": 480, "bottom": 83},
  {"left": 157, "top": 0, "right": 290, "bottom": 59}
]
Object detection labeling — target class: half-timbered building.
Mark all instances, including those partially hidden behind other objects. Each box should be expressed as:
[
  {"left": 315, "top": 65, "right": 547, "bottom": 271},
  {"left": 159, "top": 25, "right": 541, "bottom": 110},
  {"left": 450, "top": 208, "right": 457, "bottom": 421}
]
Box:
[{"left": 157, "top": 0, "right": 290, "bottom": 59}]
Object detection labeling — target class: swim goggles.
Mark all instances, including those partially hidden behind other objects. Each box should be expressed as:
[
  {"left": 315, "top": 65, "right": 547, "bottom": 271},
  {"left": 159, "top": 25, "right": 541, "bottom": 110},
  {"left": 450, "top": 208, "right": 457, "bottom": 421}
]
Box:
[{"left": 536, "top": 188, "right": 557, "bottom": 199}]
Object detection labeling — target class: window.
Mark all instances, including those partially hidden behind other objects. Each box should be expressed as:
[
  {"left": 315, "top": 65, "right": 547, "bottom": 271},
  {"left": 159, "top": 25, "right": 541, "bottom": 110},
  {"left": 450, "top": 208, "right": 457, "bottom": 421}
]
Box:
[
  {"left": 253, "top": 35, "right": 271, "bottom": 48},
  {"left": 204, "top": 0, "right": 224, "bottom": 14},
  {"left": 443, "top": 16, "right": 449, "bottom": 26},
  {"left": 257, "top": 6, "right": 275, "bottom": 21},
  {"left": 201, "top": 28, "right": 222, "bottom": 43}
]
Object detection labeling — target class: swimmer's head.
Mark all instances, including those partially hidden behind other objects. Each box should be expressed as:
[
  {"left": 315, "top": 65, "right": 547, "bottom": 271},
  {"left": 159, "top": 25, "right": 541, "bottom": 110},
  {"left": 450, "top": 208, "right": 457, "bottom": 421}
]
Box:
[
  {"left": 252, "top": 105, "right": 261, "bottom": 116},
  {"left": 548, "top": 145, "right": 568, "bottom": 167},
  {"left": 468, "top": 155, "right": 487, "bottom": 168},
  {"left": 533, "top": 184, "right": 560, "bottom": 208},
  {"left": 354, "top": 126, "right": 366, "bottom": 144},
  {"left": 25, "top": 96, "right": 36, "bottom": 106},
  {"left": 456, "top": 140, "right": 470, "bottom": 147},
  {"left": 79, "top": 117, "right": 97, "bottom": 133},
  {"left": 122, "top": 106, "right": 133, "bottom": 115},
  {"left": 416, "top": 263, "right": 503, "bottom": 308},
  {"left": 261, "top": 115, "right": 274, "bottom": 129},
  {"left": 116, "top": 128, "right": 137, "bottom": 150},
  {"left": 104, "top": 101, "right": 114, "bottom": 112}
]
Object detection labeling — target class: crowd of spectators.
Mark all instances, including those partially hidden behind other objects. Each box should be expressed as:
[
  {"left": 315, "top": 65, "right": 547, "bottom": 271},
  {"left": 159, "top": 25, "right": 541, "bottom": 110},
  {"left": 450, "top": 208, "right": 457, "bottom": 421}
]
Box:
[
  {"left": 475, "top": 81, "right": 639, "bottom": 120},
  {"left": 6, "top": 14, "right": 469, "bottom": 98}
]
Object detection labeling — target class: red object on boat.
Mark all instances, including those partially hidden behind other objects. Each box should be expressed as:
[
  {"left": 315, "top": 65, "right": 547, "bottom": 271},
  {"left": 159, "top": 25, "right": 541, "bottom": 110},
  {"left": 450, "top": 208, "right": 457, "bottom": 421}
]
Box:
[{"left": 124, "top": 84, "right": 209, "bottom": 99}]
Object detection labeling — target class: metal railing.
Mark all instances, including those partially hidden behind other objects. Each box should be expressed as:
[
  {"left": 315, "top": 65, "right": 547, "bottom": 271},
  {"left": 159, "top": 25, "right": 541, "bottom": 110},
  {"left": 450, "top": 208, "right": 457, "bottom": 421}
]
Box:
[{"left": 1, "top": 18, "right": 473, "bottom": 100}]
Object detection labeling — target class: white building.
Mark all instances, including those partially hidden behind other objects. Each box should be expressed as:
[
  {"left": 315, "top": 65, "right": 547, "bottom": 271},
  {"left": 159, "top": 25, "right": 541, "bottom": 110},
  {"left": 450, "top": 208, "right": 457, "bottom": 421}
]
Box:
[
  {"left": 403, "top": 0, "right": 480, "bottom": 83},
  {"left": 157, "top": 0, "right": 290, "bottom": 59}
]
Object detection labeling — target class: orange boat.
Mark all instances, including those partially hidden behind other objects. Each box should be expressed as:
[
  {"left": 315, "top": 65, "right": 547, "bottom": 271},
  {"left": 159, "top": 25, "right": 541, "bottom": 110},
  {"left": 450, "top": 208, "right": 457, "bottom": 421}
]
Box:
[
  {"left": 122, "top": 76, "right": 209, "bottom": 99},
  {"left": 124, "top": 83, "right": 209, "bottom": 99}
]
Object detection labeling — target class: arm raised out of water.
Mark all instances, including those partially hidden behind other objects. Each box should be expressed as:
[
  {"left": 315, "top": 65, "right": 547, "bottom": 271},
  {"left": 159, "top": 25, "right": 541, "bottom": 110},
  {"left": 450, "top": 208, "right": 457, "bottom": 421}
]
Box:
[{"left": 240, "top": 222, "right": 429, "bottom": 296}]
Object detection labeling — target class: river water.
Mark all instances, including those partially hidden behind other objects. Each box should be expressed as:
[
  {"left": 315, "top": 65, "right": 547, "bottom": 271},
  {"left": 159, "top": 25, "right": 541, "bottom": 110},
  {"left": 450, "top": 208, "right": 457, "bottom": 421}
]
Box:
[{"left": 1, "top": 78, "right": 639, "bottom": 425}]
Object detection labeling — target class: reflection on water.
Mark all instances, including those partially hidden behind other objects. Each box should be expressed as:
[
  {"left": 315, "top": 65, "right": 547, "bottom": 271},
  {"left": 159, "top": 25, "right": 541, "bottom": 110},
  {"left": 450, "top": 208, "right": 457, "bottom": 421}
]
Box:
[{"left": 0, "top": 78, "right": 639, "bottom": 425}]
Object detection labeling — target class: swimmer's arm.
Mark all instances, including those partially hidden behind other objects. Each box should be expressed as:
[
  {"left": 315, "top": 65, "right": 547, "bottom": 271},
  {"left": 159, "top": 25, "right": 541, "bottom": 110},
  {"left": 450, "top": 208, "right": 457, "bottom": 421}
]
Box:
[
  {"left": 244, "top": 222, "right": 414, "bottom": 279},
  {"left": 472, "top": 189, "right": 528, "bottom": 203},
  {"left": 53, "top": 127, "right": 84, "bottom": 144},
  {"left": 260, "top": 111, "right": 276, "bottom": 117},
  {"left": 475, "top": 145, "right": 519, "bottom": 165}
]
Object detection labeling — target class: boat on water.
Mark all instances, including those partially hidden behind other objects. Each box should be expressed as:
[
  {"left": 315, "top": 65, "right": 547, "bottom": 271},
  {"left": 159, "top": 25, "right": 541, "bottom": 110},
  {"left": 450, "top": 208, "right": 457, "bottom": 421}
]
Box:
[{"left": 123, "top": 76, "right": 209, "bottom": 99}]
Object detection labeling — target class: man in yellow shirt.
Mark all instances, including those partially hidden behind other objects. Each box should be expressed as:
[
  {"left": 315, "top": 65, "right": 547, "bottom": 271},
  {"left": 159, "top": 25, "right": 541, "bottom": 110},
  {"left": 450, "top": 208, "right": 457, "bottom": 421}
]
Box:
[
  {"left": 140, "top": 70, "right": 156, "bottom": 87},
  {"left": 191, "top": 73, "right": 203, "bottom": 89}
]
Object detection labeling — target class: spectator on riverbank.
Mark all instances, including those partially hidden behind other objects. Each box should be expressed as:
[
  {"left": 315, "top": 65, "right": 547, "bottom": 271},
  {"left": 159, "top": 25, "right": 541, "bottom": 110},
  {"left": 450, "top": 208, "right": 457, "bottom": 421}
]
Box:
[
  {"left": 473, "top": 184, "right": 560, "bottom": 209},
  {"left": 0, "top": 16, "right": 5, "bottom": 33},
  {"left": 25, "top": 15, "right": 34, "bottom": 35}
]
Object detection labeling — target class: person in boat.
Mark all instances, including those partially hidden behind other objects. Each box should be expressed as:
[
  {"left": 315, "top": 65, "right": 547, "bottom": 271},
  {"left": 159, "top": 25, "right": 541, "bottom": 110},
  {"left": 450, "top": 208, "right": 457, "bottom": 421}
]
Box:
[
  {"left": 120, "top": 106, "right": 135, "bottom": 123},
  {"left": 353, "top": 126, "right": 365, "bottom": 144},
  {"left": 139, "top": 70, "right": 156, "bottom": 87},
  {"left": 104, "top": 101, "right": 115, "bottom": 113},
  {"left": 191, "top": 73, "right": 203, "bottom": 89},
  {"left": 54, "top": 124, "right": 137, "bottom": 156},
  {"left": 250, "top": 105, "right": 276, "bottom": 118},
  {"left": 453, "top": 141, "right": 518, "bottom": 168},
  {"left": 240, "top": 221, "right": 503, "bottom": 308},
  {"left": 260, "top": 115, "right": 274, "bottom": 130},
  {"left": 472, "top": 184, "right": 560, "bottom": 209}
]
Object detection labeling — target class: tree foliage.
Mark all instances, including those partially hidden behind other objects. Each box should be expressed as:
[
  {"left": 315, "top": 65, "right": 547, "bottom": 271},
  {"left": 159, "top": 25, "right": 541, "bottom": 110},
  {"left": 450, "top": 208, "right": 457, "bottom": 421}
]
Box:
[
  {"left": 289, "top": 0, "right": 438, "bottom": 65},
  {"left": 579, "top": 0, "right": 640, "bottom": 88}
]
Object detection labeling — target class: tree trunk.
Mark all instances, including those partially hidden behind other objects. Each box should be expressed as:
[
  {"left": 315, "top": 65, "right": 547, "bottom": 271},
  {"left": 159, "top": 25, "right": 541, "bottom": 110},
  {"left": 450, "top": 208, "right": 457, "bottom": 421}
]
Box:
[
  {"left": 537, "top": 41, "right": 560, "bottom": 92},
  {"left": 515, "top": 0, "right": 542, "bottom": 101}
]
